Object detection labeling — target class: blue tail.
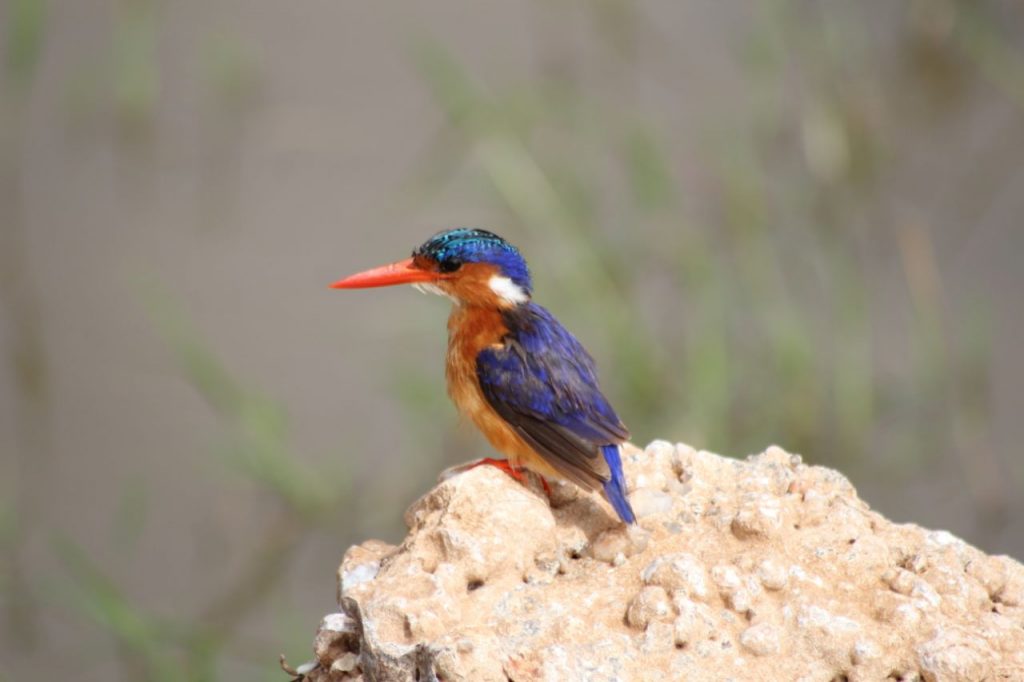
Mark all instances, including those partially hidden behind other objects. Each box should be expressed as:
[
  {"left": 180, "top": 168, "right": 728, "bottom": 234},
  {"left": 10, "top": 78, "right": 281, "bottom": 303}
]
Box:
[{"left": 601, "top": 444, "right": 636, "bottom": 524}]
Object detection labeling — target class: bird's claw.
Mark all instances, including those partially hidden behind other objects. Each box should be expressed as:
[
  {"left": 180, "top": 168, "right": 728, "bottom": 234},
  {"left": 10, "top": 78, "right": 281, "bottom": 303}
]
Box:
[
  {"left": 472, "top": 457, "right": 526, "bottom": 481},
  {"left": 445, "top": 457, "right": 552, "bottom": 496}
]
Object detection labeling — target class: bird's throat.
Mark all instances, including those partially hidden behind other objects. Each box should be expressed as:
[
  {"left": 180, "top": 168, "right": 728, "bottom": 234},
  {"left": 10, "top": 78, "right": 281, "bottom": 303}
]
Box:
[
  {"left": 446, "top": 305, "right": 509, "bottom": 366},
  {"left": 445, "top": 304, "right": 507, "bottom": 419}
]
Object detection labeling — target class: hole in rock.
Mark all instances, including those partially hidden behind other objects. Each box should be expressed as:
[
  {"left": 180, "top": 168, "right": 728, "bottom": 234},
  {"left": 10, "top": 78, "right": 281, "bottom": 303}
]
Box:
[{"left": 467, "top": 579, "right": 485, "bottom": 592}]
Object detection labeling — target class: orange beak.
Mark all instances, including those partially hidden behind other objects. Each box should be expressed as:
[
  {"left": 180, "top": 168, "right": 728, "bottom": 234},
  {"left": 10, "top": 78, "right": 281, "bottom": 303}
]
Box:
[{"left": 329, "top": 257, "right": 442, "bottom": 289}]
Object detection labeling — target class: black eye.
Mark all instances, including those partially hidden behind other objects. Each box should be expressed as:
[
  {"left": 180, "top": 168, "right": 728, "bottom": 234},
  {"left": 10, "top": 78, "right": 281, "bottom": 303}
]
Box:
[{"left": 438, "top": 260, "right": 462, "bottom": 274}]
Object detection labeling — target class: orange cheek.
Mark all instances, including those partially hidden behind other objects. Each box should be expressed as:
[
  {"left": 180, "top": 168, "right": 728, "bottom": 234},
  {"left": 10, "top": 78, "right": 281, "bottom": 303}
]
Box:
[{"left": 445, "top": 263, "right": 507, "bottom": 306}]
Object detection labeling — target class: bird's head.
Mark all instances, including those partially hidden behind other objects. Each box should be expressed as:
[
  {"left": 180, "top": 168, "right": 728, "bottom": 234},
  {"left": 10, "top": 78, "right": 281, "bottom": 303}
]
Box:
[{"left": 331, "top": 228, "right": 532, "bottom": 307}]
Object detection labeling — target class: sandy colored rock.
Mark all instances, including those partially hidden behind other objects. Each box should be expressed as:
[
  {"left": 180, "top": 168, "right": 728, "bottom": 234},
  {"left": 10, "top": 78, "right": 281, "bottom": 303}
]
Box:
[{"left": 299, "top": 442, "right": 1024, "bottom": 681}]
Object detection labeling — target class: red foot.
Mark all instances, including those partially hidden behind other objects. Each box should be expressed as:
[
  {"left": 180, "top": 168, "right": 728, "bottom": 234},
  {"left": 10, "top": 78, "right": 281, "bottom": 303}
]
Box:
[{"left": 470, "top": 458, "right": 552, "bottom": 496}]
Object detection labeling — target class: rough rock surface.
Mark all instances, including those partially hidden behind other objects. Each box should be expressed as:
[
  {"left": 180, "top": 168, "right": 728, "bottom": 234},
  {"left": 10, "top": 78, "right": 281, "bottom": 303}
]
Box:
[{"left": 298, "top": 442, "right": 1024, "bottom": 682}]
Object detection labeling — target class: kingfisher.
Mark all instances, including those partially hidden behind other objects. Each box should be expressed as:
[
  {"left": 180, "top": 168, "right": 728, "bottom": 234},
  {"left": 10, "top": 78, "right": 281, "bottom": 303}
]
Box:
[{"left": 330, "top": 228, "right": 636, "bottom": 524}]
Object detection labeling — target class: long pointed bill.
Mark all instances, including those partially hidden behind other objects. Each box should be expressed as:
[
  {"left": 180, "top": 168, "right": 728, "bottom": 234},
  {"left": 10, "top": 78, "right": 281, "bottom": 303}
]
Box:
[{"left": 329, "top": 257, "right": 441, "bottom": 289}]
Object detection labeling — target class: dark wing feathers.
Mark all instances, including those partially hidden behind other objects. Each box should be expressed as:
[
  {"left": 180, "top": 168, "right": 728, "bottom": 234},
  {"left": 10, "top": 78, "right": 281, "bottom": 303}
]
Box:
[{"left": 476, "top": 303, "right": 628, "bottom": 490}]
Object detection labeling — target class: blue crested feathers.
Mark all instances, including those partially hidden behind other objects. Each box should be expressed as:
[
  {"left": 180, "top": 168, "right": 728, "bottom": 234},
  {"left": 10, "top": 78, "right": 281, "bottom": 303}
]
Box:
[{"left": 415, "top": 228, "right": 532, "bottom": 294}]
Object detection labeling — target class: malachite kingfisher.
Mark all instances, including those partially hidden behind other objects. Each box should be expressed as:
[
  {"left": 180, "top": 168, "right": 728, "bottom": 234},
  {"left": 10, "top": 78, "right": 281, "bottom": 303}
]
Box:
[{"left": 331, "top": 228, "right": 636, "bottom": 524}]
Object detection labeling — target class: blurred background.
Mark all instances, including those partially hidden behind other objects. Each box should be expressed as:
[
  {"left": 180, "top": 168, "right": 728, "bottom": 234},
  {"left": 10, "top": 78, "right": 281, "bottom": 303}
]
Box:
[{"left": 1, "top": 0, "right": 1022, "bottom": 679}]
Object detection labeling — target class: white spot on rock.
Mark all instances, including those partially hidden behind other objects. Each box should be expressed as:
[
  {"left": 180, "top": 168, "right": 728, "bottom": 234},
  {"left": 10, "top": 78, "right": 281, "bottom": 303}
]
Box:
[
  {"left": 643, "top": 553, "right": 710, "bottom": 601},
  {"left": 631, "top": 488, "right": 674, "bottom": 518},
  {"left": 330, "top": 652, "right": 359, "bottom": 673},
  {"left": 917, "top": 627, "right": 995, "bottom": 682},
  {"left": 732, "top": 494, "right": 783, "bottom": 539},
  {"left": 341, "top": 562, "right": 380, "bottom": 595},
  {"left": 589, "top": 525, "right": 649, "bottom": 563},
  {"left": 756, "top": 559, "right": 788, "bottom": 591},
  {"left": 851, "top": 639, "right": 881, "bottom": 665},
  {"left": 739, "top": 623, "right": 781, "bottom": 656}
]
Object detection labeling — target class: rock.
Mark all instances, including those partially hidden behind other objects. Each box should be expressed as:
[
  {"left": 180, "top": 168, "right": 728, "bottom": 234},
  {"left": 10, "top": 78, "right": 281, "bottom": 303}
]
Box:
[
  {"left": 756, "top": 558, "right": 788, "bottom": 591},
  {"left": 626, "top": 585, "right": 673, "bottom": 630},
  {"left": 731, "top": 493, "right": 784, "bottom": 539},
  {"left": 629, "top": 487, "right": 674, "bottom": 518},
  {"left": 917, "top": 627, "right": 996, "bottom": 682},
  {"left": 313, "top": 613, "right": 359, "bottom": 668},
  {"left": 641, "top": 552, "right": 710, "bottom": 601},
  {"left": 740, "top": 622, "right": 782, "bottom": 656},
  {"left": 587, "top": 524, "right": 649, "bottom": 563},
  {"left": 300, "top": 442, "right": 1024, "bottom": 681}
]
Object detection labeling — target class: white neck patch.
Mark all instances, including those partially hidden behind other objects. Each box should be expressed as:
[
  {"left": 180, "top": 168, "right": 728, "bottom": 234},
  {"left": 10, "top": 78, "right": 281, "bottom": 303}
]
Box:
[
  {"left": 412, "top": 282, "right": 456, "bottom": 302},
  {"left": 488, "top": 275, "right": 529, "bottom": 305}
]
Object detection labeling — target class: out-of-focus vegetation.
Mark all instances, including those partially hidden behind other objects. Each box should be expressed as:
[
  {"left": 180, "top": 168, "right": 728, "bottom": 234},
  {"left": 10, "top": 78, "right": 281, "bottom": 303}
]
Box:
[
  {"left": 54, "top": 296, "right": 357, "bottom": 681},
  {"left": 3, "top": 0, "right": 51, "bottom": 661},
  {"left": 1, "top": 1, "right": 1021, "bottom": 680}
]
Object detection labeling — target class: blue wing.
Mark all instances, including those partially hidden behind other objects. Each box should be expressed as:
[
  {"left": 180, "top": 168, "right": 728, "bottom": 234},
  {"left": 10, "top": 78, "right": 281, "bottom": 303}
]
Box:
[{"left": 476, "top": 303, "right": 629, "bottom": 491}]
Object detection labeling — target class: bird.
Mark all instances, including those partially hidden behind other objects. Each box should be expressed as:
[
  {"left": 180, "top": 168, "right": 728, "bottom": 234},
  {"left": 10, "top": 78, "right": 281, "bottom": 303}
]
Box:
[{"left": 330, "top": 228, "right": 636, "bottom": 524}]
